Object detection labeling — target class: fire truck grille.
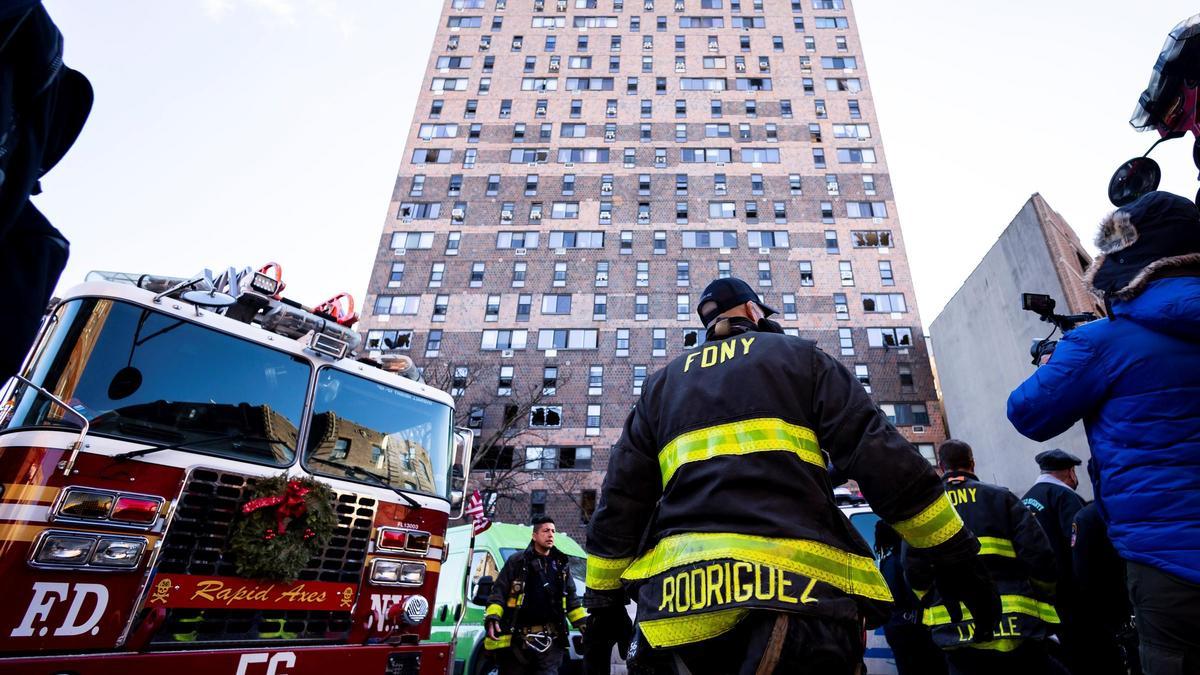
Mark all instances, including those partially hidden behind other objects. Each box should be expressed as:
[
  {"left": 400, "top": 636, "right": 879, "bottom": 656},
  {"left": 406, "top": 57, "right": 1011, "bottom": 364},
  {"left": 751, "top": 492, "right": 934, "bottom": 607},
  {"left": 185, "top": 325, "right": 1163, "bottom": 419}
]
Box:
[{"left": 150, "top": 468, "right": 377, "bottom": 645}]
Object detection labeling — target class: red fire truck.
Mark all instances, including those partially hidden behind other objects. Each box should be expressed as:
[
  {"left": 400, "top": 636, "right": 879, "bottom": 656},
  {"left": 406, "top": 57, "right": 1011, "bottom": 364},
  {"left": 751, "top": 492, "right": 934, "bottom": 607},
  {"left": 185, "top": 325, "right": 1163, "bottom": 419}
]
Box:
[{"left": 0, "top": 265, "right": 473, "bottom": 675}]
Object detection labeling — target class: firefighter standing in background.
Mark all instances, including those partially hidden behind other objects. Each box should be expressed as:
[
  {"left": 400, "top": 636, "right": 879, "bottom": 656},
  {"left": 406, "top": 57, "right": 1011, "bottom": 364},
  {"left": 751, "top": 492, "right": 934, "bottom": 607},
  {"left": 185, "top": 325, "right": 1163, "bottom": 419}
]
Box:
[
  {"left": 484, "top": 516, "right": 588, "bottom": 675},
  {"left": 906, "top": 440, "right": 1063, "bottom": 675},
  {"left": 580, "top": 278, "right": 1000, "bottom": 674},
  {"left": 1021, "top": 449, "right": 1087, "bottom": 672}
]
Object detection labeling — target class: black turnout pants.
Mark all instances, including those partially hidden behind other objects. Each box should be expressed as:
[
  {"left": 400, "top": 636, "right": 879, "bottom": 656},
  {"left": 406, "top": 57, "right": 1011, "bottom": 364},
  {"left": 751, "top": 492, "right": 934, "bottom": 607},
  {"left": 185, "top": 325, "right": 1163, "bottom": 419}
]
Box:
[
  {"left": 1127, "top": 561, "right": 1200, "bottom": 675},
  {"left": 495, "top": 642, "right": 566, "bottom": 675},
  {"left": 665, "top": 610, "right": 863, "bottom": 675}
]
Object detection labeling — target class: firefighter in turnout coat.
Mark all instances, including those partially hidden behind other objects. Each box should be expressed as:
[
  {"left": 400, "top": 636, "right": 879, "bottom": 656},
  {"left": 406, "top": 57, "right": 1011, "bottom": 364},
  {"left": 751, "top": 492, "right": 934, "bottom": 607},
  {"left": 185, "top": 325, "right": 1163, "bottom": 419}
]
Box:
[
  {"left": 906, "top": 440, "right": 1061, "bottom": 675},
  {"left": 485, "top": 517, "right": 588, "bottom": 675},
  {"left": 581, "top": 278, "right": 1000, "bottom": 675}
]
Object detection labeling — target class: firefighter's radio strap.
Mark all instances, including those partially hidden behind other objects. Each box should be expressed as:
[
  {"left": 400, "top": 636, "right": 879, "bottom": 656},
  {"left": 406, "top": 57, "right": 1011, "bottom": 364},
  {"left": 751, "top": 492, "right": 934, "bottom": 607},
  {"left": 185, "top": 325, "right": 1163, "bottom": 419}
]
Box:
[{"left": 516, "top": 624, "right": 559, "bottom": 653}]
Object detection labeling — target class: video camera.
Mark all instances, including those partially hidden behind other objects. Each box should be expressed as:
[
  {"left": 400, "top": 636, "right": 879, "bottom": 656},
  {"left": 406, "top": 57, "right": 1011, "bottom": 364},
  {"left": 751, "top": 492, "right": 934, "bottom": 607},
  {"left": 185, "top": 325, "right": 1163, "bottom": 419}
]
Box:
[{"left": 1021, "top": 293, "right": 1098, "bottom": 366}]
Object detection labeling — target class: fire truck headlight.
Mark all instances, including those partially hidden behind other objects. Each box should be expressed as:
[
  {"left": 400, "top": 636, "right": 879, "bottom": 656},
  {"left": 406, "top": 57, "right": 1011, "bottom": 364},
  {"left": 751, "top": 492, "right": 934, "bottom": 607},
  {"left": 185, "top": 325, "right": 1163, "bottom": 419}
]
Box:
[
  {"left": 372, "top": 560, "right": 426, "bottom": 586},
  {"left": 34, "top": 533, "right": 96, "bottom": 564},
  {"left": 91, "top": 537, "right": 147, "bottom": 568},
  {"left": 401, "top": 595, "right": 430, "bottom": 624},
  {"left": 58, "top": 489, "right": 115, "bottom": 520}
]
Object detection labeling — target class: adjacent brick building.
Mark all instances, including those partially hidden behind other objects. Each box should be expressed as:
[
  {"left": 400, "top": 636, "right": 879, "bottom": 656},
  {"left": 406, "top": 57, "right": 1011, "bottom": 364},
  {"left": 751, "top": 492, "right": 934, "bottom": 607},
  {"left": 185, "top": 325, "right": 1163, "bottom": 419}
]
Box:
[{"left": 361, "top": 0, "right": 945, "bottom": 537}]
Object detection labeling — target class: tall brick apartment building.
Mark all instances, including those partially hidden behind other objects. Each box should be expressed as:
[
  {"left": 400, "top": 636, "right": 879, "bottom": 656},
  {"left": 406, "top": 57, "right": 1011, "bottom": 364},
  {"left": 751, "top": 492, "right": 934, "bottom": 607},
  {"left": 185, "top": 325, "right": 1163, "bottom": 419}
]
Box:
[{"left": 360, "top": 0, "right": 945, "bottom": 537}]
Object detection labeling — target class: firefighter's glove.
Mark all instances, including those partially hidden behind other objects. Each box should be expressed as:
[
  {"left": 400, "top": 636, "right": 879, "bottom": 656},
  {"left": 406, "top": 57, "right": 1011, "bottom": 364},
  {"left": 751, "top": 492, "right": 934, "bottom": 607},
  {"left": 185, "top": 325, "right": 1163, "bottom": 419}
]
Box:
[
  {"left": 931, "top": 557, "right": 1001, "bottom": 642},
  {"left": 580, "top": 605, "right": 633, "bottom": 660}
]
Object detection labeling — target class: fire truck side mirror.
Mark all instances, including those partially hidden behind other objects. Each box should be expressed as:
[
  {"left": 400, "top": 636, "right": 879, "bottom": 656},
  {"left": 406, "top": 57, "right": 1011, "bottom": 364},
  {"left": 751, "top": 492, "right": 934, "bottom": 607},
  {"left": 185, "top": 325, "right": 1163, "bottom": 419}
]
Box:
[
  {"left": 451, "top": 427, "right": 474, "bottom": 519},
  {"left": 472, "top": 575, "right": 494, "bottom": 606}
]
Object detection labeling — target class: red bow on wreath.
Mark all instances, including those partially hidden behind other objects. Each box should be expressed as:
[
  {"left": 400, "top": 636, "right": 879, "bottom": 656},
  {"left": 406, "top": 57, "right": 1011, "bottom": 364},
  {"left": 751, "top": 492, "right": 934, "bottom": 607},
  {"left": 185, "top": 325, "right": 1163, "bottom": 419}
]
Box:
[{"left": 242, "top": 480, "right": 310, "bottom": 534}]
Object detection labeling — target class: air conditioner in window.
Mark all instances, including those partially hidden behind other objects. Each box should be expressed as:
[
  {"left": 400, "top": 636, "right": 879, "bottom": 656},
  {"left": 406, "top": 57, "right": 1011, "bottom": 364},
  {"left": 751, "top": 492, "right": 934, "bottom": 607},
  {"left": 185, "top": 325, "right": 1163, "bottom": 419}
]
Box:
[
  {"left": 556, "top": 0, "right": 567, "bottom": 9},
  {"left": 549, "top": 62, "right": 560, "bottom": 71},
  {"left": 501, "top": 211, "right": 513, "bottom": 222},
  {"left": 530, "top": 211, "right": 542, "bottom": 220},
  {"left": 394, "top": 248, "right": 407, "bottom": 256},
  {"left": 600, "top": 183, "right": 613, "bottom": 194},
  {"left": 451, "top": 207, "right": 465, "bottom": 218},
  {"left": 499, "top": 110, "right": 510, "bottom": 118},
  {"left": 708, "top": 41, "right": 719, "bottom": 51},
  {"left": 827, "top": 185, "right": 839, "bottom": 196},
  {"left": 599, "top": 212, "right": 612, "bottom": 223},
  {"left": 536, "top": 106, "right": 547, "bottom": 115},
  {"left": 534, "top": 0, "right": 544, "bottom": 9},
  {"left": 604, "top": 130, "right": 616, "bottom": 141},
  {"left": 873, "top": 217, "right": 883, "bottom": 224},
  {"left": 674, "top": 0, "right": 684, "bottom": 10},
  {"left": 675, "top": 62, "right": 685, "bottom": 72},
  {"left": 912, "top": 425, "right": 926, "bottom": 434},
  {"left": 501, "top": 349, "right": 515, "bottom": 358},
  {"left": 644, "top": 0, "right": 654, "bottom": 10},
  {"left": 638, "top": 213, "right": 650, "bottom": 223},
  {"left": 758, "top": 247, "right": 770, "bottom": 255},
  {"left": 595, "top": 273, "right": 609, "bottom": 282},
  {"left": 479, "top": 42, "right": 489, "bottom": 51},
  {"left": 447, "top": 42, "right": 458, "bottom": 51},
  {"left": 735, "top": 62, "right": 746, "bottom": 72}
]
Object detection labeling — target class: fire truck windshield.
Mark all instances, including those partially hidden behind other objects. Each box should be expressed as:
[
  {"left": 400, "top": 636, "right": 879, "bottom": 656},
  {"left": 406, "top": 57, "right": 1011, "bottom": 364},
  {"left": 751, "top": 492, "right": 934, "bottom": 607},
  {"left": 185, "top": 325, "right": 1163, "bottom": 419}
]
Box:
[
  {"left": 3, "top": 297, "right": 310, "bottom": 466},
  {"left": 303, "top": 367, "right": 452, "bottom": 500}
]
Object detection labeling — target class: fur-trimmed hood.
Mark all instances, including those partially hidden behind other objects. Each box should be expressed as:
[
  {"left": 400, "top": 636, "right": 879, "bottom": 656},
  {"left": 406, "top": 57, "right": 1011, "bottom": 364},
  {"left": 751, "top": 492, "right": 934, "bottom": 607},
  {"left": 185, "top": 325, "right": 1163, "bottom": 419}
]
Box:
[{"left": 1086, "top": 191, "right": 1200, "bottom": 301}]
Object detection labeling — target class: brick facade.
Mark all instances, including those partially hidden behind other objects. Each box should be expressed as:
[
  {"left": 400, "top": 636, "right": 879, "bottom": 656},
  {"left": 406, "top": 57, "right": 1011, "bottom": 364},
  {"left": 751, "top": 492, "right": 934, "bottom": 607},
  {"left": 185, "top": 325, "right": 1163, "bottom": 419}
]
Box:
[{"left": 361, "top": 0, "right": 945, "bottom": 539}]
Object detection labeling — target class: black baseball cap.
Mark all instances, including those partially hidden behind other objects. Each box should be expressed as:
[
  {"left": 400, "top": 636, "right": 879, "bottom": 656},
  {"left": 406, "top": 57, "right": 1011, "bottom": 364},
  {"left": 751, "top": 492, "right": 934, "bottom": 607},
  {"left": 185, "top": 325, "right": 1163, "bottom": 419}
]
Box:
[{"left": 697, "top": 277, "right": 777, "bottom": 327}]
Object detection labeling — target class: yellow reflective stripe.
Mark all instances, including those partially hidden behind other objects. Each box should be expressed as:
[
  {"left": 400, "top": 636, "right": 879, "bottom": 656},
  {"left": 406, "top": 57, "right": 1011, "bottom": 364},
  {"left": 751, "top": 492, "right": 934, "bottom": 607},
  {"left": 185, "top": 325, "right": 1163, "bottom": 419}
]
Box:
[
  {"left": 567, "top": 606, "right": 588, "bottom": 624},
  {"left": 923, "top": 594, "right": 1060, "bottom": 626},
  {"left": 893, "top": 493, "right": 963, "bottom": 549},
  {"left": 622, "top": 532, "right": 891, "bottom": 602},
  {"left": 977, "top": 536, "right": 1016, "bottom": 558},
  {"left": 586, "top": 554, "right": 634, "bottom": 591},
  {"left": 912, "top": 586, "right": 929, "bottom": 601},
  {"left": 484, "top": 634, "right": 512, "bottom": 650},
  {"left": 485, "top": 603, "right": 504, "bottom": 618},
  {"left": 639, "top": 608, "right": 748, "bottom": 648},
  {"left": 962, "top": 638, "right": 1024, "bottom": 652},
  {"left": 659, "top": 418, "right": 823, "bottom": 487}
]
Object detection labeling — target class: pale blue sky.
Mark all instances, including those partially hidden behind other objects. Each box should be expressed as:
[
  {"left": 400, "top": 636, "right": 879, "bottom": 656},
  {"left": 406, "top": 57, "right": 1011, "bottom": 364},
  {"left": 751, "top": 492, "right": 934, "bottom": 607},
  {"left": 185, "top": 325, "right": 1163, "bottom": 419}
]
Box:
[{"left": 37, "top": 0, "right": 1199, "bottom": 326}]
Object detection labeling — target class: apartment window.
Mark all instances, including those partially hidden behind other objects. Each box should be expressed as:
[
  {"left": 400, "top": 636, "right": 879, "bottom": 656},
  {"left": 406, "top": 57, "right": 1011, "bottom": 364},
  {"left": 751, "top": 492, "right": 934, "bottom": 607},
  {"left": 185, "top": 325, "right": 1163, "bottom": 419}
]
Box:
[
  {"left": 542, "top": 294, "right": 572, "bottom": 314},
  {"left": 676, "top": 294, "right": 690, "bottom": 320},
  {"left": 524, "top": 174, "right": 539, "bottom": 195},
  {"left": 838, "top": 147, "right": 877, "bottom": 164},
  {"left": 632, "top": 365, "right": 648, "bottom": 395},
  {"left": 635, "top": 294, "right": 650, "bottom": 320},
  {"left": 542, "top": 366, "right": 558, "bottom": 395},
  {"left": 782, "top": 293, "right": 797, "bottom": 319},
  {"left": 553, "top": 261, "right": 568, "bottom": 287},
  {"left": 863, "top": 293, "right": 907, "bottom": 313},
  {"left": 588, "top": 366, "right": 604, "bottom": 395},
  {"left": 645, "top": 328, "right": 664, "bottom": 356},
  {"left": 428, "top": 262, "right": 446, "bottom": 288},
  {"left": 616, "top": 328, "right": 630, "bottom": 357},
  {"left": 409, "top": 175, "right": 425, "bottom": 197},
  {"left": 825, "top": 229, "right": 839, "bottom": 252},
  {"left": 637, "top": 202, "right": 651, "bottom": 223},
  {"left": 798, "top": 261, "right": 814, "bottom": 286},
  {"left": 513, "top": 263, "right": 528, "bottom": 290},
  {"left": 682, "top": 230, "right": 737, "bottom": 248},
  {"left": 570, "top": 99, "right": 582, "bottom": 117},
  {"left": 410, "top": 148, "right": 453, "bottom": 165},
  {"left": 561, "top": 174, "right": 576, "bottom": 196},
  {"left": 709, "top": 201, "right": 736, "bottom": 219},
  {"left": 898, "top": 364, "right": 916, "bottom": 393},
  {"left": 847, "top": 201, "right": 888, "bottom": 219},
  {"left": 673, "top": 261, "right": 690, "bottom": 288},
  {"left": 834, "top": 293, "right": 849, "bottom": 320},
  {"left": 433, "top": 294, "right": 449, "bottom": 321},
  {"left": 748, "top": 231, "right": 788, "bottom": 248},
  {"left": 593, "top": 293, "right": 608, "bottom": 320},
  {"left": 425, "top": 329, "right": 442, "bottom": 357},
  {"left": 838, "top": 327, "right": 853, "bottom": 356},
  {"left": 789, "top": 174, "right": 802, "bottom": 195},
  {"left": 863, "top": 174, "right": 877, "bottom": 195},
  {"left": 881, "top": 403, "right": 930, "bottom": 427},
  {"left": 757, "top": 261, "right": 772, "bottom": 287},
  {"left": 451, "top": 366, "right": 469, "bottom": 397},
  {"left": 429, "top": 100, "right": 444, "bottom": 118},
  {"left": 674, "top": 123, "right": 687, "bottom": 142},
  {"left": 537, "top": 328, "right": 598, "bottom": 350},
  {"left": 855, "top": 364, "right": 871, "bottom": 392},
  {"left": 839, "top": 261, "right": 854, "bottom": 286},
  {"left": 654, "top": 231, "right": 668, "bottom": 254},
  {"left": 484, "top": 294, "right": 501, "bottom": 322},
  {"left": 813, "top": 147, "right": 826, "bottom": 169},
  {"left": 482, "top": 329, "right": 527, "bottom": 351},
  {"left": 867, "top": 327, "right": 914, "bottom": 348},
  {"left": 773, "top": 201, "right": 786, "bottom": 222},
  {"left": 529, "top": 406, "right": 563, "bottom": 428},
  {"left": 586, "top": 404, "right": 601, "bottom": 436},
  {"left": 374, "top": 295, "right": 421, "bottom": 316},
  {"left": 469, "top": 262, "right": 485, "bottom": 287},
  {"left": 879, "top": 261, "right": 895, "bottom": 286},
  {"left": 365, "top": 329, "right": 412, "bottom": 351},
  {"left": 749, "top": 173, "right": 765, "bottom": 194},
  {"left": 848, "top": 99, "right": 861, "bottom": 118},
  {"left": 595, "top": 260, "right": 609, "bottom": 287},
  {"left": 744, "top": 200, "right": 759, "bottom": 221},
  {"left": 717, "top": 260, "right": 731, "bottom": 279},
  {"left": 815, "top": 98, "right": 827, "bottom": 118}
]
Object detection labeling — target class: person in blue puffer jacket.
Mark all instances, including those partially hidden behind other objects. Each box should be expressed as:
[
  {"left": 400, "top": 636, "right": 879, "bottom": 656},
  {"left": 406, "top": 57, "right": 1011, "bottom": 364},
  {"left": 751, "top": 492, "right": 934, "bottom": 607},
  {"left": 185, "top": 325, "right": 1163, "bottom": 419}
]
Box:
[{"left": 1007, "top": 190, "right": 1200, "bottom": 675}]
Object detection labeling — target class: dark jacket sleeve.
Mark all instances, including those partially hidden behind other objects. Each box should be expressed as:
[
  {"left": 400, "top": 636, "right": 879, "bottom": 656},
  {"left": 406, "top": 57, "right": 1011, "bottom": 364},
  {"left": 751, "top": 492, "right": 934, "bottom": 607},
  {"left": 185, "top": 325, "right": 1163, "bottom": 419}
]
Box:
[
  {"left": 810, "top": 347, "right": 974, "bottom": 558},
  {"left": 584, "top": 384, "right": 663, "bottom": 596},
  {"left": 563, "top": 566, "right": 587, "bottom": 625},
  {"left": 1055, "top": 490, "right": 1084, "bottom": 552},
  {"left": 1008, "top": 491, "right": 1057, "bottom": 591},
  {"left": 1008, "top": 330, "right": 1108, "bottom": 441},
  {"left": 486, "top": 554, "right": 519, "bottom": 620}
]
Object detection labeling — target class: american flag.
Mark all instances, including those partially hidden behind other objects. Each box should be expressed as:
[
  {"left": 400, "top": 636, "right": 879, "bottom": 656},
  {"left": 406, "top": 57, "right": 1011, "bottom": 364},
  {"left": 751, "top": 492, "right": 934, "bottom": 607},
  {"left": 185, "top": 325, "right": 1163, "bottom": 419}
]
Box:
[{"left": 465, "top": 489, "right": 491, "bottom": 536}]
